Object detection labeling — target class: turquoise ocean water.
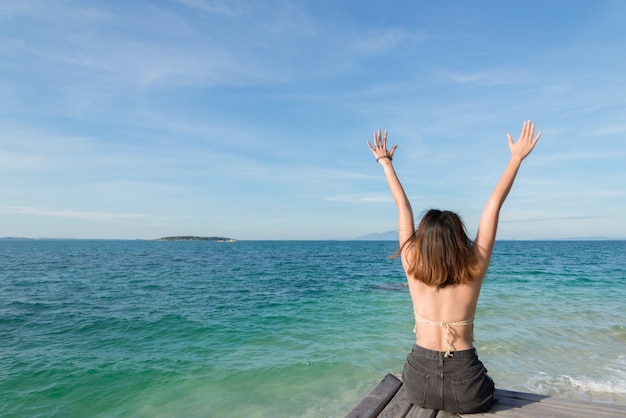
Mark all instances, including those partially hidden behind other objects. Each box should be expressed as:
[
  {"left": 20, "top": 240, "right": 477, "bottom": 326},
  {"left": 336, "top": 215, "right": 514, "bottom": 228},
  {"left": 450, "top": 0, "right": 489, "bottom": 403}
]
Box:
[{"left": 1, "top": 239, "right": 625, "bottom": 417}]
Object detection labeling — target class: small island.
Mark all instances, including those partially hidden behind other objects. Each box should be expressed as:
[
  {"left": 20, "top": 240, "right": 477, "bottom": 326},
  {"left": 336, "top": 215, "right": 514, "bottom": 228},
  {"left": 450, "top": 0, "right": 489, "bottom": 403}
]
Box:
[{"left": 157, "top": 236, "right": 238, "bottom": 242}]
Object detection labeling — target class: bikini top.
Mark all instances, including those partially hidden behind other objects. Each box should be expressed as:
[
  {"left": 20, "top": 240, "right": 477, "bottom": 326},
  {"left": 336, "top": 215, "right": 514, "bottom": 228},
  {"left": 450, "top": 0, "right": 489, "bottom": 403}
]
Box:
[{"left": 413, "top": 311, "right": 475, "bottom": 358}]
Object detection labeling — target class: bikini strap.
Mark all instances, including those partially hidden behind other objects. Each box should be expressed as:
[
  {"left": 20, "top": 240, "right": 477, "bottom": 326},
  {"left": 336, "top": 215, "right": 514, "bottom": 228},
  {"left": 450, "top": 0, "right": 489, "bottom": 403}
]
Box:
[{"left": 413, "top": 312, "right": 475, "bottom": 358}]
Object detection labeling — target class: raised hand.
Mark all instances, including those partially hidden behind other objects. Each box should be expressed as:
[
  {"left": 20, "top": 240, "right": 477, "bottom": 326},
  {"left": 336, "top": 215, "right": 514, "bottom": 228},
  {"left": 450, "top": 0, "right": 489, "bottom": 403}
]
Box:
[
  {"left": 508, "top": 120, "right": 541, "bottom": 161},
  {"left": 367, "top": 129, "right": 398, "bottom": 163}
]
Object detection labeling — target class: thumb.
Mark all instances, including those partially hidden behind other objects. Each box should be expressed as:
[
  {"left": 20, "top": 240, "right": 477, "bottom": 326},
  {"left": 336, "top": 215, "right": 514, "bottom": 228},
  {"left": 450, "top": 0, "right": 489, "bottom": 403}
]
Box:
[{"left": 507, "top": 133, "right": 513, "bottom": 149}]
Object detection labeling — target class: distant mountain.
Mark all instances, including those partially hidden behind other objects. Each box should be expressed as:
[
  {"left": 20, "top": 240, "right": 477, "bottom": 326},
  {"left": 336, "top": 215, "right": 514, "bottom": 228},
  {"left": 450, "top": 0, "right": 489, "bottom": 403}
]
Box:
[
  {"left": 352, "top": 231, "right": 398, "bottom": 241},
  {"left": 157, "top": 236, "right": 237, "bottom": 242}
]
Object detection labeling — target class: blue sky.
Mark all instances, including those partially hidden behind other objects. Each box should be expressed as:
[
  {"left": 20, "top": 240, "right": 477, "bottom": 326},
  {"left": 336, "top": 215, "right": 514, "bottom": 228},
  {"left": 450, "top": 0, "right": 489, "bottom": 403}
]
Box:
[{"left": 1, "top": 0, "right": 625, "bottom": 240}]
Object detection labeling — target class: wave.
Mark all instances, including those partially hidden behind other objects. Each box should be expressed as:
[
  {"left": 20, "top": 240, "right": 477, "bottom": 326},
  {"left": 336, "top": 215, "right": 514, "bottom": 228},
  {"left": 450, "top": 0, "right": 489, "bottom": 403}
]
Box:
[{"left": 522, "top": 356, "right": 626, "bottom": 403}]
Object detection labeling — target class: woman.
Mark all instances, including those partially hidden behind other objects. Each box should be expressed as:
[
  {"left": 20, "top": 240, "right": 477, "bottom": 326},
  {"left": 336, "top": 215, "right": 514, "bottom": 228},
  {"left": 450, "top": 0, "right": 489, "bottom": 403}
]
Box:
[{"left": 367, "top": 120, "right": 541, "bottom": 414}]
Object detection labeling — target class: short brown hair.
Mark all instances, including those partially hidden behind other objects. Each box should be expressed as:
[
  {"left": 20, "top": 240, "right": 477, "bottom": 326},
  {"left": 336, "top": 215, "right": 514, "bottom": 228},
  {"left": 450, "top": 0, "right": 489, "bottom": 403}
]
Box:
[{"left": 403, "top": 209, "right": 479, "bottom": 288}]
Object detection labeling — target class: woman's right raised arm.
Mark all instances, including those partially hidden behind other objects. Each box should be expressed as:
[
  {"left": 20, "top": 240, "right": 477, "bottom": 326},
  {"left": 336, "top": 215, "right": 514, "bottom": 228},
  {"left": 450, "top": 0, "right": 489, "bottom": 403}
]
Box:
[
  {"left": 474, "top": 120, "right": 541, "bottom": 275},
  {"left": 367, "top": 130, "right": 415, "bottom": 253}
]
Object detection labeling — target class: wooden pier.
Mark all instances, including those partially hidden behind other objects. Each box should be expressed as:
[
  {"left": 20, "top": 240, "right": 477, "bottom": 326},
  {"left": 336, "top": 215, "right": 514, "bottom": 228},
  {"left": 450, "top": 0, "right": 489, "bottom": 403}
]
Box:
[{"left": 346, "top": 373, "right": 626, "bottom": 418}]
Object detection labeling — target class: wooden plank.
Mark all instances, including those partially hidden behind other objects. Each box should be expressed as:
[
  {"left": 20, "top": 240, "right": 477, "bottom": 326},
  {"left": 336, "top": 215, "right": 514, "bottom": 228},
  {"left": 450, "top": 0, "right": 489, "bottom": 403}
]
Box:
[
  {"left": 405, "top": 405, "right": 440, "bottom": 418},
  {"left": 458, "top": 390, "right": 550, "bottom": 417},
  {"left": 460, "top": 389, "right": 626, "bottom": 418},
  {"left": 433, "top": 410, "right": 458, "bottom": 418},
  {"left": 346, "top": 374, "right": 403, "bottom": 418},
  {"left": 496, "top": 389, "right": 626, "bottom": 413},
  {"left": 349, "top": 373, "right": 626, "bottom": 418},
  {"left": 375, "top": 377, "right": 445, "bottom": 418},
  {"left": 378, "top": 384, "right": 414, "bottom": 418}
]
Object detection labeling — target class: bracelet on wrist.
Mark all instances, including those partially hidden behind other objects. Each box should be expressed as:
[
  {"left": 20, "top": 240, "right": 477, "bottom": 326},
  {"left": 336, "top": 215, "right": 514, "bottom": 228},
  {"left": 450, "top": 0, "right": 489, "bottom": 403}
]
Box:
[{"left": 376, "top": 156, "right": 392, "bottom": 162}]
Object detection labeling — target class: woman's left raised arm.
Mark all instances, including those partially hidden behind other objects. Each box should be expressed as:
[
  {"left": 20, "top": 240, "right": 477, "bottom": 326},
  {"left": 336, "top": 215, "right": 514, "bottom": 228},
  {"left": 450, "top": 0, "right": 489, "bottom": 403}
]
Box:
[{"left": 474, "top": 120, "right": 541, "bottom": 275}]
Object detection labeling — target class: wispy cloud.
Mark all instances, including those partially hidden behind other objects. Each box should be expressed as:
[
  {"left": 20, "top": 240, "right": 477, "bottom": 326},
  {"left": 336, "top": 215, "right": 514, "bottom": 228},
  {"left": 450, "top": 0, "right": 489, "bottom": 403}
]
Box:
[
  {"left": 353, "top": 28, "right": 425, "bottom": 54},
  {"left": 0, "top": 37, "right": 25, "bottom": 52},
  {"left": 173, "top": 0, "right": 239, "bottom": 16},
  {"left": 0, "top": 0, "right": 44, "bottom": 18},
  {"left": 323, "top": 194, "right": 392, "bottom": 204},
  {"left": 0, "top": 150, "right": 47, "bottom": 171},
  {"left": 0, "top": 3, "right": 288, "bottom": 94},
  {"left": 501, "top": 215, "right": 606, "bottom": 224},
  {"left": 437, "top": 67, "right": 538, "bottom": 86},
  {"left": 582, "top": 124, "right": 626, "bottom": 136},
  {"left": 0, "top": 206, "right": 146, "bottom": 221}
]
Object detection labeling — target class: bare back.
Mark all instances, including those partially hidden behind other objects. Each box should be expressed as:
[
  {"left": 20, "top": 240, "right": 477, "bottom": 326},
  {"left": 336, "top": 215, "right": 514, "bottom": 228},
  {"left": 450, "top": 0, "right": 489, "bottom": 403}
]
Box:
[{"left": 403, "top": 249, "right": 484, "bottom": 353}]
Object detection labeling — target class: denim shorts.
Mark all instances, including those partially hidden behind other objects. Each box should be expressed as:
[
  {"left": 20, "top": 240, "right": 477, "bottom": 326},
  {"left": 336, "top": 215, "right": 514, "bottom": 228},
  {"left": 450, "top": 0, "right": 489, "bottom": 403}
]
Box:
[{"left": 402, "top": 344, "right": 495, "bottom": 414}]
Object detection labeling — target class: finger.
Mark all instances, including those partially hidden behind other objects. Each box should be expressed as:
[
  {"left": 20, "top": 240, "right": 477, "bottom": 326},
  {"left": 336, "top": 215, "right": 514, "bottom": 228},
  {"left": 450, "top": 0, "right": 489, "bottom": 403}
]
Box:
[
  {"left": 367, "top": 141, "right": 375, "bottom": 151},
  {"left": 533, "top": 131, "right": 542, "bottom": 143},
  {"left": 507, "top": 133, "right": 513, "bottom": 147},
  {"left": 389, "top": 144, "right": 398, "bottom": 157},
  {"left": 522, "top": 120, "right": 530, "bottom": 139},
  {"left": 383, "top": 130, "right": 388, "bottom": 148},
  {"left": 528, "top": 122, "right": 535, "bottom": 141}
]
